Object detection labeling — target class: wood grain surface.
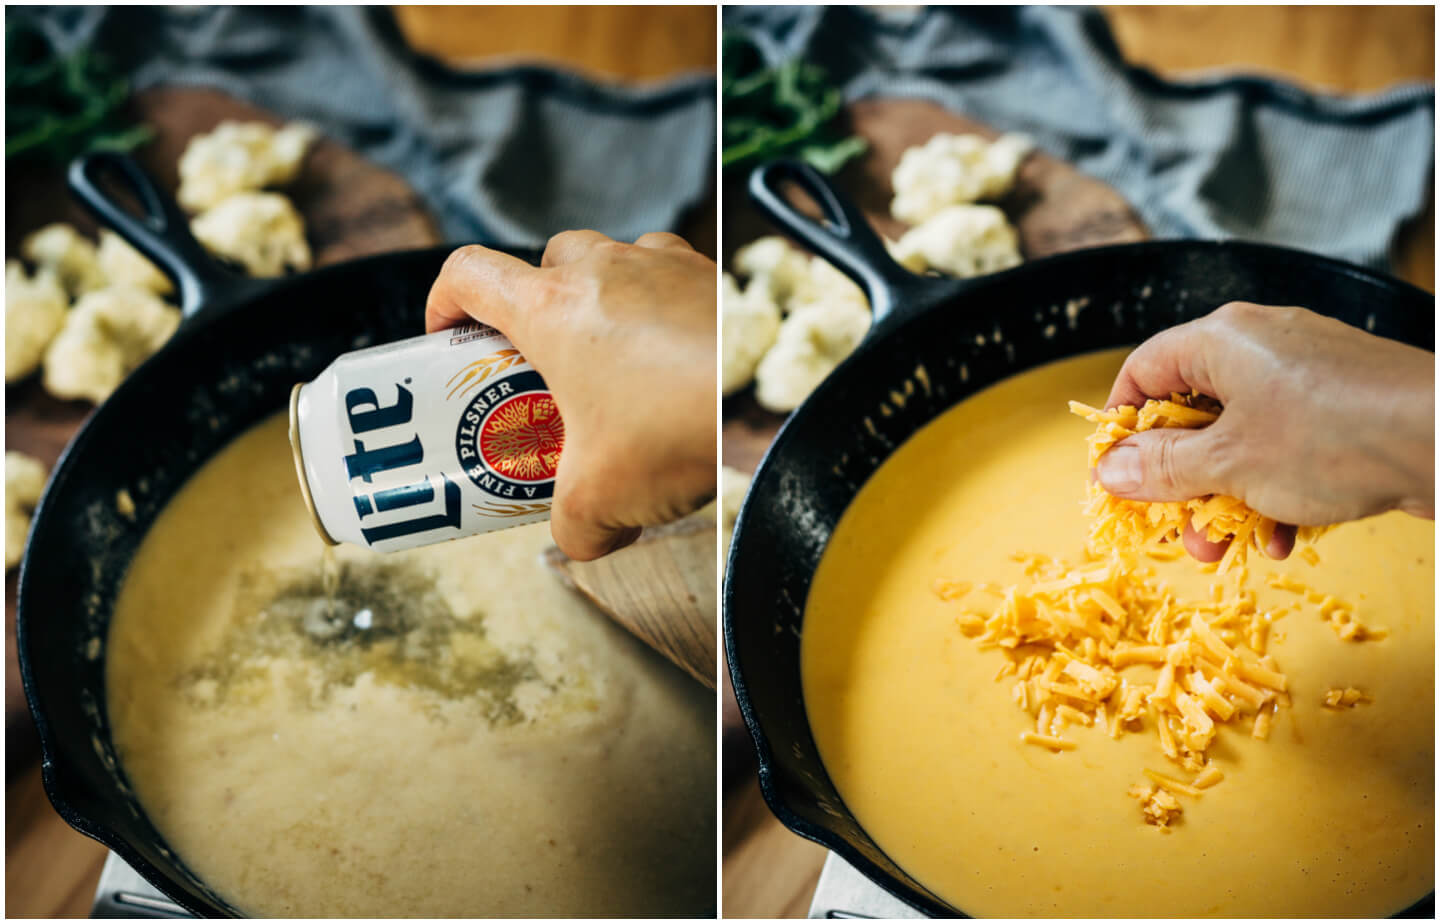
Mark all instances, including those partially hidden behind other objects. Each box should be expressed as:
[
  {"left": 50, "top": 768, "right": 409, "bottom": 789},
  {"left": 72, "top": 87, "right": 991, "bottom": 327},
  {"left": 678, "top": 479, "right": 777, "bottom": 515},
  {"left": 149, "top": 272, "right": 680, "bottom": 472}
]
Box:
[
  {"left": 5, "top": 7, "right": 718, "bottom": 919},
  {"left": 720, "top": 6, "right": 1436, "bottom": 917},
  {"left": 543, "top": 516, "right": 718, "bottom": 689}
]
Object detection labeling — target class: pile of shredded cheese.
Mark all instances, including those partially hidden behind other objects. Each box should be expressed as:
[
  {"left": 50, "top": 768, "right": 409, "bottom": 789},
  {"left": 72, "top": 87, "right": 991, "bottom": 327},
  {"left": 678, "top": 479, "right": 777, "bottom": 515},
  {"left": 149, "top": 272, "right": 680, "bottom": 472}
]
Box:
[
  {"left": 1068, "top": 394, "right": 1328, "bottom": 573},
  {"left": 936, "top": 547, "right": 1377, "bottom": 831}
]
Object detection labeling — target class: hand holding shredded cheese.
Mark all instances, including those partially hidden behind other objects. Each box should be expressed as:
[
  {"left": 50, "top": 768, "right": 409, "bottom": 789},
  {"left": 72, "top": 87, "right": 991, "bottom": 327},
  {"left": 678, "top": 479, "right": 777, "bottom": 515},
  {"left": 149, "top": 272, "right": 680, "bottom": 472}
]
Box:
[{"left": 1070, "top": 394, "right": 1327, "bottom": 573}]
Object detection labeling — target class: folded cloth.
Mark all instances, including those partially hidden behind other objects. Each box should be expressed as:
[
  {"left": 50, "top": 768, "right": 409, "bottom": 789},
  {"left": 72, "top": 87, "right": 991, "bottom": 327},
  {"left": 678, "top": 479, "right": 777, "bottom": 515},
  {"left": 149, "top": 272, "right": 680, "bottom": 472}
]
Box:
[
  {"left": 20, "top": 6, "right": 716, "bottom": 249},
  {"left": 725, "top": 6, "right": 1434, "bottom": 272}
]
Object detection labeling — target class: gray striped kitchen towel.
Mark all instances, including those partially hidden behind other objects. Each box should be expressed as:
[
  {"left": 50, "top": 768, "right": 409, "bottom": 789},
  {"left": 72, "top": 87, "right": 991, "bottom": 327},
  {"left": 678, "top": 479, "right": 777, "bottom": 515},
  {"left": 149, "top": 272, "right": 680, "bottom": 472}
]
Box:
[
  {"left": 726, "top": 5, "right": 1434, "bottom": 272},
  {"left": 18, "top": 6, "right": 716, "bottom": 249}
]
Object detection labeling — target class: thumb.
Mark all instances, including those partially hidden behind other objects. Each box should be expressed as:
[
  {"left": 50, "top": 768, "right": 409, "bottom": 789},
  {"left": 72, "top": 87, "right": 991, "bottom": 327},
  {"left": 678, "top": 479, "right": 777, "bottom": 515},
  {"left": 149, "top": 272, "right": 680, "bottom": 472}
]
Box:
[{"left": 1095, "top": 428, "right": 1224, "bottom": 502}]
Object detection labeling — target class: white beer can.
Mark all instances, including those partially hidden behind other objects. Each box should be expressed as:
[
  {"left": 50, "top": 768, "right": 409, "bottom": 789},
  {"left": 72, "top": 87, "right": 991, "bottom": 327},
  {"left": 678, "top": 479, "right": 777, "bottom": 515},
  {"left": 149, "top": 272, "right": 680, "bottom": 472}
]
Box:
[{"left": 289, "top": 323, "right": 561, "bottom": 551}]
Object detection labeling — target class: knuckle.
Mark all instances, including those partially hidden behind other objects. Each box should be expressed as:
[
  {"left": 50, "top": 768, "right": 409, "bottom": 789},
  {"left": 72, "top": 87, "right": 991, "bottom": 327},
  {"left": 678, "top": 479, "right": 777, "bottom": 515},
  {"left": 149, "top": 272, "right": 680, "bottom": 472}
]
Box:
[
  {"left": 437, "top": 244, "right": 483, "bottom": 284},
  {"left": 545, "top": 230, "right": 584, "bottom": 252},
  {"left": 1210, "top": 300, "right": 1266, "bottom": 331}
]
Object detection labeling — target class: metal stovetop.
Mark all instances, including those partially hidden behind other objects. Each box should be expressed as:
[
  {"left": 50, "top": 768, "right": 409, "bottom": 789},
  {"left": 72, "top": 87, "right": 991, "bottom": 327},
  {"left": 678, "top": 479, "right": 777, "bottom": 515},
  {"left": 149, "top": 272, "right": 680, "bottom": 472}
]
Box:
[{"left": 92, "top": 853, "right": 189, "bottom": 918}]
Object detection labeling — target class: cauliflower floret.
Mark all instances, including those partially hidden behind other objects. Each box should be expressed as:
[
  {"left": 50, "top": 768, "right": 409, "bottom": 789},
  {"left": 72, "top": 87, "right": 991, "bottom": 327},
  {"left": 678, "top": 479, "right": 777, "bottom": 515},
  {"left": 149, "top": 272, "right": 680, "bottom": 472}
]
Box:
[
  {"left": 97, "top": 230, "right": 173, "bottom": 296},
  {"left": 722, "top": 273, "right": 782, "bottom": 396},
  {"left": 719, "top": 465, "right": 752, "bottom": 570},
  {"left": 6, "top": 451, "right": 49, "bottom": 570},
  {"left": 753, "top": 299, "right": 871, "bottom": 413},
  {"left": 789, "top": 256, "right": 868, "bottom": 312},
  {"left": 43, "top": 286, "right": 181, "bottom": 404},
  {"left": 6, "top": 260, "right": 69, "bottom": 383},
  {"left": 890, "top": 205, "right": 1022, "bottom": 278},
  {"left": 177, "top": 120, "right": 318, "bottom": 213},
  {"left": 191, "top": 192, "right": 312, "bottom": 277},
  {"left": 21, "top": 223, "right": 107, "bottom": 296},
  {"left": 733, "top": 236, "right": 811, "bottom": 308},
  {"left": 891, "top": 132, "right": 1034, "bottom": 225}
]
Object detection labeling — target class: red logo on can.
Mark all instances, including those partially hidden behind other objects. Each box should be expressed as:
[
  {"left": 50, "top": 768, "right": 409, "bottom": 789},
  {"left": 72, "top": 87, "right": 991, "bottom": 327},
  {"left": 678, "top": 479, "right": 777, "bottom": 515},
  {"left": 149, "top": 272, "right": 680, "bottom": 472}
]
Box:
[{"left": 478, "top": 393, "right": 564, "bottom": 482}]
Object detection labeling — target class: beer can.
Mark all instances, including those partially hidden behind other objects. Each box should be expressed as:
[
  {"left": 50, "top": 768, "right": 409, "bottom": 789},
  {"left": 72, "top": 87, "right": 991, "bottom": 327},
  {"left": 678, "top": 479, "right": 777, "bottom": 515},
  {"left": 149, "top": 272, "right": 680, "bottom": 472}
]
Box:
[{"left": 289, "top": 323, "right": 562, "bottom": 551}]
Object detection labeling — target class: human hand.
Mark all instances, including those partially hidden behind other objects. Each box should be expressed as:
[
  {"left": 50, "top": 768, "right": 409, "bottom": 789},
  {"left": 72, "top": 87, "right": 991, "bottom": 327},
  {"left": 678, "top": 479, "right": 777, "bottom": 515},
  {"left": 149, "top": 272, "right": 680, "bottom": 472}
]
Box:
[
  {"left": 426, "top": 231, "right": 717, "bottom": 561},
  {"left": 1096, "top": 302, "right": 1434, "bottom": 562}
]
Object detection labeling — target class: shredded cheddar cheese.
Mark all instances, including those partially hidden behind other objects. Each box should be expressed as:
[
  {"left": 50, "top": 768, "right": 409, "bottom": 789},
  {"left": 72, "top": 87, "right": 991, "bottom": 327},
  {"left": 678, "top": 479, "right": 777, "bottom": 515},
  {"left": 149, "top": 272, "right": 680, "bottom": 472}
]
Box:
[
  {"left": 1266, "top": 573, "right": 1387, "bottom": 641},
  {"left": 1069, "top": 396, "right": 1328, "bottom": 572},
  {"left": 1127, "top": 784, "right": 1183, "bottom": 830},
  {"left": 944, "top": 551, "right": 1286, "bottom": 779},
  {"left": 1322, "top": 687, "right": 1372, "bottom": 709},
  {"left": 929, "top": 393, "right": 1382, "bottom": 832},
  {"left": 939, "top": 539, "right": 1375, "bottom": 830}
]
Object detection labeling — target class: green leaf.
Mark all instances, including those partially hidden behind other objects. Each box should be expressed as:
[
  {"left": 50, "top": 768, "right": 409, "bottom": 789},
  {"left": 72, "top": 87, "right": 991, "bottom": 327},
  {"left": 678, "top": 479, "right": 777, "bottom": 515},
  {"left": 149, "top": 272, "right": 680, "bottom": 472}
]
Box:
[
  {"left": 6, "top": 18, "right": 152, "bottom": 167},
  {"left": 721, "top": 37, "right": 866, "bottom": 175}
]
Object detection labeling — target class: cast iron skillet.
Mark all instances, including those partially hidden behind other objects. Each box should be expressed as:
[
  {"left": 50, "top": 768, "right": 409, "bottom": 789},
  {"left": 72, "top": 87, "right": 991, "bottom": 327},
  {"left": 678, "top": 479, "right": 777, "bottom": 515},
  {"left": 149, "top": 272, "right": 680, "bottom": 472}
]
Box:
[
  {"left": 17, "top": 151, "right": 543, "bottom": 917},
  {"left": 724, "top": 160, "right": 1435, "bottom": 918}
]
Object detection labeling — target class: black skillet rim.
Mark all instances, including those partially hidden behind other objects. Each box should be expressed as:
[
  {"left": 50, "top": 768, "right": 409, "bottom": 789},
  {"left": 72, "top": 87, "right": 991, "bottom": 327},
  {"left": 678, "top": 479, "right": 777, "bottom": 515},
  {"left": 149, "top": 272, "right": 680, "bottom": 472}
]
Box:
[
  {"left": 723, "top": 237, "right": 1436, "bottom": 919},
  {"left": 14, "top": 243, "right": 546, "bottom": 918}
]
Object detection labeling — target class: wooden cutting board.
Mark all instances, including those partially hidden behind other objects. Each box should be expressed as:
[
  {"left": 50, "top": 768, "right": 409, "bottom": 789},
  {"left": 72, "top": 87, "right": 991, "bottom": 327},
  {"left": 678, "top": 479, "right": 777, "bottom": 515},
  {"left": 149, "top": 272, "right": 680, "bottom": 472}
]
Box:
[
  {"left": 543, "top": 514, "right": 717, "bottom": 689},
  {"left": 721, "top": 98, "right": 1149, "bottom": 473},
  {"left": 4, "top": 86, "right": 443, "bottom": 761}
]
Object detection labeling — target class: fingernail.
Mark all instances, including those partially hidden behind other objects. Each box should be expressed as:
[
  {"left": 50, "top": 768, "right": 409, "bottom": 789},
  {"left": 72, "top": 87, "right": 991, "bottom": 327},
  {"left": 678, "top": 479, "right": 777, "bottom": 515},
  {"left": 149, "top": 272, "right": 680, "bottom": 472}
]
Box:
[{"left": 1097, "top": 445, "right": 1142, "bottom": 493}]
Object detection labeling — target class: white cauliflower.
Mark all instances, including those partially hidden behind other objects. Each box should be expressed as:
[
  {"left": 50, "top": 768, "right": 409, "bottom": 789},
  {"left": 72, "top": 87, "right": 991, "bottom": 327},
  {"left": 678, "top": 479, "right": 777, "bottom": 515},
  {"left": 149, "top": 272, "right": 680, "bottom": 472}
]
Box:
[
  {"left": 191, "top": 192, "right": 312, "bottom": 277},
  {"left": 43, "top": 286, "right": 181, "bottom": 404},
  {"left": 6, "top": 452, "right": 49, "bottom": 570},
  {"left": 890, "top": 204, "right": 1022, "bottom": 279},
  {"left": 890, "top": 132, "right": 1034, "bottom": 225},
  {"left": 722, "top": 273, "right": 781, "bottom": 396},
  {"left": 177, "top": 120, "right": 317, "bottom": 213},
  {"left": 789, "top": 256, "right": 868, "bottom": 312},
  {"left": 21, "top": 223, "right": 107, "bottom": 296},
  {"left": 753, "top": 299, "right": 871, "bottom": 413},
  {"left": 97, "top": 230, "right": 173, "bottom": 296},
  {"left": 719, "top": 465, "right": 752, "bottom": 570},
  {"left": 6, "top": 260, "right": 69, "bottom": 383},
  {"left": 733, "top": 236, "right": 811, "bottom": 308}
]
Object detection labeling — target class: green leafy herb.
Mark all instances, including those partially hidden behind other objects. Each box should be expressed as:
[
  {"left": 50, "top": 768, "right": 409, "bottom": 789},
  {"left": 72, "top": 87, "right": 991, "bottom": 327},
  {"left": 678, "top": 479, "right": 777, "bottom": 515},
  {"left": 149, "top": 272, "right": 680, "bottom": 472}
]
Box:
[
  {"left": 721, "top": 32, "right": 867, "bottom": 175},
  {"left": 6, "top": 19, "right": 153, "bottom": 166}
]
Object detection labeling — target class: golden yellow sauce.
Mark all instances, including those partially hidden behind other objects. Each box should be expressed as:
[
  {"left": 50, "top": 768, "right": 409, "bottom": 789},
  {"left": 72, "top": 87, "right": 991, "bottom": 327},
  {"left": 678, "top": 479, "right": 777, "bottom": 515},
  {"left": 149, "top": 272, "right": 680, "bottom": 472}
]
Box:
[
  {"left": 107, "top": 413, "right": 714, "bottom": 917},
  {"left": 803, "top": 349, "right": 1433, "bottom": 917}
]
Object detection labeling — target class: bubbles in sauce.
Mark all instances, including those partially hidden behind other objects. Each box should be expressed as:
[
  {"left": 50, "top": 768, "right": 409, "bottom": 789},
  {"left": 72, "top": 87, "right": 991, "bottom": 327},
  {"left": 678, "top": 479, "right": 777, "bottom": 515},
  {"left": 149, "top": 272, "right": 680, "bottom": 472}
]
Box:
[{"left": 175, "top": 555, "right": 588, "bottom": 727}]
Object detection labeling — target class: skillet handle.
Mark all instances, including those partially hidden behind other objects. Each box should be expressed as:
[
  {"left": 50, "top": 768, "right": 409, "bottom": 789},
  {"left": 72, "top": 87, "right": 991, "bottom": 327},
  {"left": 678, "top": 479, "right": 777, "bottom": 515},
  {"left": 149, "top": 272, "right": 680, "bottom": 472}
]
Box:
[
  {"left": 748, "top": 160, "right": 930, "bottom": 326},
  {"left": 67, "top": 151, "right": 250, "bottom": 317}
]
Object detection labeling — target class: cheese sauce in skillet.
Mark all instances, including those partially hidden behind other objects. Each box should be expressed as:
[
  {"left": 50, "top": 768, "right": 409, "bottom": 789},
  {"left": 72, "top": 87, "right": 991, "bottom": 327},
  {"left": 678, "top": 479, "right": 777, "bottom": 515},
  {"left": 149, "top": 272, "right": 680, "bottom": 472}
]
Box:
[
  {"left": 802, "top": 348, "right": 1433, "bottom": 916},
  {"left": 106, "top": 413, "right": 714, "bottom": 917}
]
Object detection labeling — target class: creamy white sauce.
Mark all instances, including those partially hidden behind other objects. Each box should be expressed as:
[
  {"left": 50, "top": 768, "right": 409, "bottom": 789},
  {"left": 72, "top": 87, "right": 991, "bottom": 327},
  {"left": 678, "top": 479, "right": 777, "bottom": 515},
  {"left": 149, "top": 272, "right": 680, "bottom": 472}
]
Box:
[{"left": 107, "top": 413, "right": 714, "bottom": 917}]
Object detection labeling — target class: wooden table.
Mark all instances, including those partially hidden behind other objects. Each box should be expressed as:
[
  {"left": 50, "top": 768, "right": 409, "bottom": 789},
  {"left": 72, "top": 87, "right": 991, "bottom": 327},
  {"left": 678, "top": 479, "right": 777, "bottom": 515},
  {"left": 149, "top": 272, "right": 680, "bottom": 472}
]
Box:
[
  {"left": 720, "top": 6, "right": 1435, "bottom": 918},
  {"left": 3, "top": 7, "right": 716, "bottom": 918}
]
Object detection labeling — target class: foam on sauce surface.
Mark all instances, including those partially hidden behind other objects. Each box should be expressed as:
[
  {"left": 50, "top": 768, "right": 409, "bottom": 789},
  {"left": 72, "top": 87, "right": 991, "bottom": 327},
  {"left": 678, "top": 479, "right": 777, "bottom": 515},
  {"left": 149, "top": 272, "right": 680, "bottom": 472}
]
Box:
[
  {"left": 802, "top": 348, "right": 1433, "bottom": 917},
  {"left": 106, "top": 413, "right": 714, "bottom": 917}
]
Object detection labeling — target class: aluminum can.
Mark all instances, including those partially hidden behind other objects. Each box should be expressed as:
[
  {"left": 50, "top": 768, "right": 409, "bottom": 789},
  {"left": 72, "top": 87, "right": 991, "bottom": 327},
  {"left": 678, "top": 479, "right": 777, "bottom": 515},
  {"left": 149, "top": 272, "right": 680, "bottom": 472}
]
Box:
[{"left": 289, "top": 323, "right": 561, "bottom": 551}]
